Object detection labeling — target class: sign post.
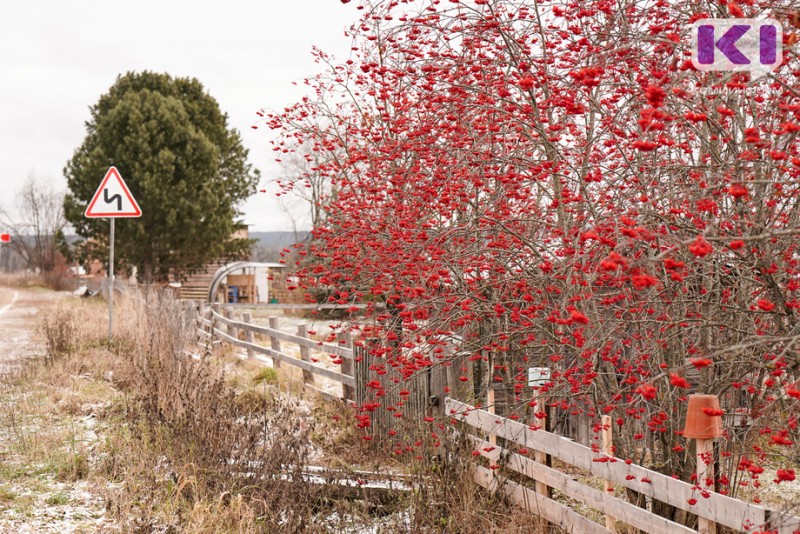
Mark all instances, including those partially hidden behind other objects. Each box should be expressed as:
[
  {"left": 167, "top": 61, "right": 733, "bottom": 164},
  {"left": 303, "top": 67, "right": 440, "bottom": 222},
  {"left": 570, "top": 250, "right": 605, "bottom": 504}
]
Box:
[
  {"left": 109, "top": 219, "right": 115, "bottom": 339},
  {"left": 85, "top": 166, "right": 142, "bottom": 339},
  {"left": 0, "top": 233, "right": 10, "bottom": 272},
  {"left": 528, "top": 366, "right": 552, "bottom": 534}
]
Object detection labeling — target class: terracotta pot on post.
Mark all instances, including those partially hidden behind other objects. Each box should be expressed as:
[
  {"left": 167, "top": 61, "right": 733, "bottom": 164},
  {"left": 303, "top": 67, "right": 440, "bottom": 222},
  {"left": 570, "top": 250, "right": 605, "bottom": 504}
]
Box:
[
  {"left": 684, "top": 394, "right": 723, "bottom": 439},
  {"left": 683, "top": 394, "right": 723, "bottom": 534}
]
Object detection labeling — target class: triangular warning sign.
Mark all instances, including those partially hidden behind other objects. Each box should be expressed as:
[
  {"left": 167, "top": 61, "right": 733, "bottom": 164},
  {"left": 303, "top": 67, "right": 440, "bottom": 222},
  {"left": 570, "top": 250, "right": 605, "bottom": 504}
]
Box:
[{"left": 85, "top": 166, "right": 142, "bottom": 218}]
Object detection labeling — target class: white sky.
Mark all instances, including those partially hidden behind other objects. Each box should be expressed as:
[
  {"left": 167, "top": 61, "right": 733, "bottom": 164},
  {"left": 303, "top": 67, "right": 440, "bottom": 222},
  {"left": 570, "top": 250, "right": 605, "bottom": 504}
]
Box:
[{"left": 0, "top": 1, "right": 360, "bottom": 232}]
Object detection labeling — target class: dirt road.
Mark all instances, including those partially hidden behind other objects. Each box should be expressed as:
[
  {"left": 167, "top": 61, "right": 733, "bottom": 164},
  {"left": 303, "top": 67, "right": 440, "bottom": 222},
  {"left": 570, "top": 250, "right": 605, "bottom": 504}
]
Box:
[{"left": 0, "top": 287, "right": 59, "bottom": 373}]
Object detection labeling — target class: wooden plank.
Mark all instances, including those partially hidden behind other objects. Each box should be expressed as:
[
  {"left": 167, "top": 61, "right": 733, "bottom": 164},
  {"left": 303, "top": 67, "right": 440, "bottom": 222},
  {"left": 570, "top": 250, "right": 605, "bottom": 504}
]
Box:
[
  {"left": 697, "top": 437, "right": 717, "bottom": 534},
  {"left": 252, "top": 351, "right": 354, "bottom": 387},
  {"left": 768, "top": 511, "right": 800, "bottom": 534},
  {"left": 353, "top": 342, "right": 369, "bottom": 422},
  {"left": 447, "top": 399, "right": 769, "bottom": 532},
  {"left": 446, "top": 349, "right": 472, "bottom": 402},
  {"left": 232, "top": 303, "right": 385, "bottom": 310},
  {"left": 601, "top": 414, "right": 617, "bottom": 533},
  {"left": 210, "top": 310, "right": 353, "bottom": 359},
  {"left": 488, "top": 388, "right": 497, "bottom": 447},
  {"left": 297, "top": 324, "right": 313, "bottom": 384},
  {"left": 338, "top": 331, "right": 354, "bottom": 401},
  {"left": 467, "top": 436, "right": 694, "bottom": 534},
  {"left": 268, "top": 317, "right": 282, "bottom": 368},
  {"left": 211, "top": 328, "right": 356, "bottom": 387},
  {"left": 532, "top": 388, "right": 550, "bottom": 534},
  {"left": 429, "top": 365, "right": 448, "bottom": 419},
  {"left": 472, "top": 464, "right": 610, "bottom": 534},
  {"left": 243, "top": 312, "right": 255, "bottom": 359},
  {"left": 263, "top": 327, "right": 354, "bottom": 360},
  {"left": 224, "top": 307, "right": 236, "bottom": 342},
  {"left": 211, "top": 303, "right": 220, "bottom": 342}
]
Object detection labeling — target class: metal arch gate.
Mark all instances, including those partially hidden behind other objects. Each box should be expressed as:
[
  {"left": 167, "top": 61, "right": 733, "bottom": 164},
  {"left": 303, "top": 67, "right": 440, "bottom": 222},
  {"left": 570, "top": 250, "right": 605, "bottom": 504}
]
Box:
[{"left": 207, "top": 261, "right": 280, "bottom": 303}]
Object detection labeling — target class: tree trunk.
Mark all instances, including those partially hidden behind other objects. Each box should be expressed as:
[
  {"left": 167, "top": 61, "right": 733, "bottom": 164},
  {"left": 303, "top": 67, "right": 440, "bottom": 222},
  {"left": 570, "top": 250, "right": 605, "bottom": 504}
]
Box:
[{"left": 141, "top": 258, "right": 154, "bottom": 284}]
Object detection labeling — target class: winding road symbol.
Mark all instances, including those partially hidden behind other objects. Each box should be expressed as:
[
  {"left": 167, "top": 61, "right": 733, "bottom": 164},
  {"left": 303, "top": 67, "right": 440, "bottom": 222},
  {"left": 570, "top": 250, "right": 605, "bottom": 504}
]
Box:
[
  {"left": 85, "top": 166, "right": 142, "bottom": 218},
  {"left": 103, "top": 189, "right": 123, "bottom": 212}
]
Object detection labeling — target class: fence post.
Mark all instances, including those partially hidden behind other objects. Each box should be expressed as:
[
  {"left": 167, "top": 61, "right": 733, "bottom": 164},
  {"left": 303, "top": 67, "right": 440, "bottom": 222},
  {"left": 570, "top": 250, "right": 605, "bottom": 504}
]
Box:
[
  {"left": 211, "top": 303, "right": 221, "bottom": 345},
  {"left": 429, "top": 365, "right": 448, "bottom": 419},
  {"left": 186, "top": 301, "right": 199, "bottom": 344},
  {"left": 297, "top": 323, "right": 313, "bottom": 386},
  {"left": 697, "top": 438, "right": 716, "bottom": 534},
  {"left": 339, "top": 330, "right": 354, "bottom": 402},
  {"left": 199, "top": 305, "right": 209, "bottom": 350},
  {"left": 353, "top": 343, "right": 366, "bottom": 408},
  {"left": 184, "top": 300, "right": 195, "bottom": 324},
  {"left": 429, "top": 364, "right": 448, "bottom": 459},
  {"left": 533, "top": 388, "right": 551, "bottom": 534},
  {"left": 268, "top": 316, "right": 281, "bottom": 368},
  {"left": 242, "top": 311, "right": 254, "bottom": 360},
  {"left": 446, "top": 346, "right": 472, "bottom": 403},
  {"left": 224, "top": 307, "right": 235, "bottom": 343},
  {"left": 601, "top": 414, "right": 617, "bottom": 533},
  {"left": 487, "top": 388, "right": 497, "bottom": 447}
]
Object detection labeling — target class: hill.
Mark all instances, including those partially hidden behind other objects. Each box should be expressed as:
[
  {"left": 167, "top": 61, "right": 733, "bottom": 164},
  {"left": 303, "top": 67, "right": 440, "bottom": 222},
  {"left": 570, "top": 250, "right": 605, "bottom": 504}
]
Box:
[{"left": 250, "top": 231, "right": 309, "bottom": 249}]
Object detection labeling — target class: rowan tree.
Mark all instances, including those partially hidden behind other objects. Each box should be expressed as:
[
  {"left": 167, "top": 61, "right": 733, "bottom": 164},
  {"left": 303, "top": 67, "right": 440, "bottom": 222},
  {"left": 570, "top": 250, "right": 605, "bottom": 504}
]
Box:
[
  {"left": 265, "top": 0, "right": 800, "bottom": 522},
  {"left": 64, "top": 71, "right": 259, "bottom": 282}
]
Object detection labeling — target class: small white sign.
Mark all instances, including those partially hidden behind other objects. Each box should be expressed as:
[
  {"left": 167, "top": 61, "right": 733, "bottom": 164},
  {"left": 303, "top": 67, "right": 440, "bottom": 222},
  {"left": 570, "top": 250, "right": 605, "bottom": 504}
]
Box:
[
  {"left": 528, "top": 367, "right": 551, "bottom": 387},
  {"left": 85, "top": 166, "right": 142, "bottom": 218}
]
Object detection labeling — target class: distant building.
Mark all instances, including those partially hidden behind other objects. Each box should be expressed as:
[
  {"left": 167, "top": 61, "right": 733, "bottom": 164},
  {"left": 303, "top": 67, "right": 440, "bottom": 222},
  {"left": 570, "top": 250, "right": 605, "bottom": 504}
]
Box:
[{"left": 178, "top": 225, "right": 307, "bottom": 304}]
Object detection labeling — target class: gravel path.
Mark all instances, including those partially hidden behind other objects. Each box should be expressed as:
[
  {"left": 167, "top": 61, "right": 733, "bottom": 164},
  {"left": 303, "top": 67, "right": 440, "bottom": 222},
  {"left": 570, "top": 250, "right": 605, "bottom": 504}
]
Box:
[
  {"left": 0, "top": 286, "right": 120, "bottom": 533},
  {"left": 0, "top": 288, "right": 48, "bottom": 373}
]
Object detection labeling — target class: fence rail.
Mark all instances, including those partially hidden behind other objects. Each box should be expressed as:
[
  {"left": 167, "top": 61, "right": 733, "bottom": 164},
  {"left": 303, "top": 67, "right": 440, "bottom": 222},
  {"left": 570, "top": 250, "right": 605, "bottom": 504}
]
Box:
[
  {"left": 447, "top": 398, "right": 800, "bottom": 534},
  {"left": 227, "top": 303, "right": 384, "bottom": 310},
  {"left": 194, "top": 304, "right": 355, "bottom": 399}
]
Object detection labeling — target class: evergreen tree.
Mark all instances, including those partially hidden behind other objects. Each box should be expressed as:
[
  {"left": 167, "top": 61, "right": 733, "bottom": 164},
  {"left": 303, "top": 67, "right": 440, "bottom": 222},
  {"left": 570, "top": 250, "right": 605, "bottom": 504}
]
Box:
[{"left": 64, "top": 71, "right": 258, "bottom": 282}]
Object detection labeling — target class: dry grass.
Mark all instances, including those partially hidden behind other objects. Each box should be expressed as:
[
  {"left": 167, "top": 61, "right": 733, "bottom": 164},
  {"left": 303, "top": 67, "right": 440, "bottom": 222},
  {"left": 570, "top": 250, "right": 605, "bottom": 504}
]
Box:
[
  {"left": 2, "top": 291, "right": 322, "bottom": 532},
  {"left": 0, "top": 272, "right": 49, "bottom": 289},
  {"left": 0, "top": 300, "right": 115, "bottom": 530},
  {"left": 0, "top": 271, "right": 75, "bottom": 291},
  {"left": 0, "top": 288, "right": 555, "bottom": 533},
  {"left": 76, "top": 290, "right": 335, "bottom": 531}
]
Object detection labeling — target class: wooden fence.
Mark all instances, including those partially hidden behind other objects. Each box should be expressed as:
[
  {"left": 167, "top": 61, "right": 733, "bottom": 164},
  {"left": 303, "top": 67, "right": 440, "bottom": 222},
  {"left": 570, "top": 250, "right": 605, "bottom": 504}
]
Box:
[
  {"left": 194, "top": 303, "right": 355, "bottom": 401},
  {"left": 194, "top": 304, "right": 451, "bottom": 440},
  {"left": 191, "top": 305, "right": 800, "bottom": 533},
  {"left": 447, "top": 398, "right": 800, "bottom": 534}
]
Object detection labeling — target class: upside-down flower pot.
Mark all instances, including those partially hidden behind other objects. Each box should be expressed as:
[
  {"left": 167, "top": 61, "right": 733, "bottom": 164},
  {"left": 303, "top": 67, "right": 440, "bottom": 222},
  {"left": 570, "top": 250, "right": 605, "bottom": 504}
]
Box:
[{"left": 683, "top": 394, "right": 723, "bottom": 439}]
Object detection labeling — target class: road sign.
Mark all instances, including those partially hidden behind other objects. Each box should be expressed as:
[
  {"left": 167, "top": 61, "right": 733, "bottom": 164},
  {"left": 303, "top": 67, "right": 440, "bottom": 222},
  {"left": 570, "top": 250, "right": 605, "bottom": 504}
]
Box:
[
  {"left": 84, "top": 166, "right": 142, "bottom": 340},
  {"left": 85, "top": 166, "right": 141, "bottom": 218}
]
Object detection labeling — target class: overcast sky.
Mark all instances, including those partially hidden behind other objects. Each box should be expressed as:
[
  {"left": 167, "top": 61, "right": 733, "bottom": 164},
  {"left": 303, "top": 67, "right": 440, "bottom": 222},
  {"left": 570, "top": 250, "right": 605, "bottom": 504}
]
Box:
[{"left": 0, "top": 1, "right": 360, "bottom": 232}]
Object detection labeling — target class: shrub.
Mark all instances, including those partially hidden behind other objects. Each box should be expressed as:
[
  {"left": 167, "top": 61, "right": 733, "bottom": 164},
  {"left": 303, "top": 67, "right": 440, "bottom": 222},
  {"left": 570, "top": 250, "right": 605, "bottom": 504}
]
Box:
[{"left": 40, "top": 308, "right": 79, "bottom": 363}]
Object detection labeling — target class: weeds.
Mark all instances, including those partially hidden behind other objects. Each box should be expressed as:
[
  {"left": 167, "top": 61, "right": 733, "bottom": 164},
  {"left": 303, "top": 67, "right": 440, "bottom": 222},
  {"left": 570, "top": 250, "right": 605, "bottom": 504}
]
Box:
[
  {"left": 44, "top": 493, "right": 70, "bottom": 506},
  {"left": 53, "top": 451, "right": 89, "bottom": 482},
  {"left": 40, "top": 308, "right": 79, "bottom": 363},
  {"left": 252, "top": 366, "right": 278, "bottom": 385},
  {"left": 3, "top": 288, "right": 544, "bottom": 532},
  {"left": 0, "top": 486, "right": 16, "bottom": 503},
  {"left": 90, "top": 291, "right": 333, "bottom": 531},
  {"left": 0, "top": 271, "right": 75, "bottom": 291}
]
